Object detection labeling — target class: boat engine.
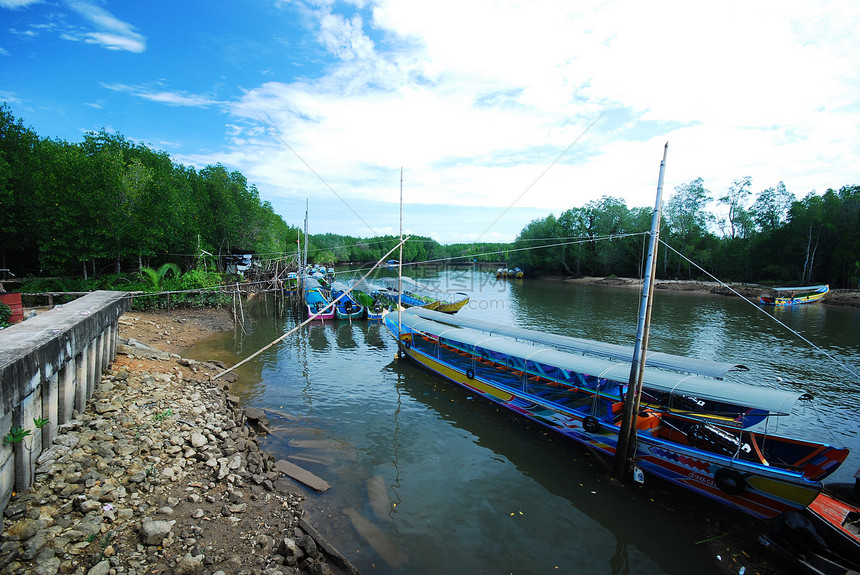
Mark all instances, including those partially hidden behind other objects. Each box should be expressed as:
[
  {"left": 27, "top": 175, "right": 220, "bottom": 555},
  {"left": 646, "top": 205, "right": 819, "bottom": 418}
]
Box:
[{"left": 687, "top": 423, "right": 752, "bottom": 456}]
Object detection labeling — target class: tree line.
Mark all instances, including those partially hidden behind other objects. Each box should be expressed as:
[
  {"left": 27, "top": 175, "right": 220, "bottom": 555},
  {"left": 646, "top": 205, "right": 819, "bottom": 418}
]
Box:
[
  {"left": 509, "top": 178, "right": 860, "bottom": 288},
  {"left": 2, "top": 104, "right": 858, "bottom": 288},
  {"left": 1, "top": 104, "right": 299, "bottom": 278}
]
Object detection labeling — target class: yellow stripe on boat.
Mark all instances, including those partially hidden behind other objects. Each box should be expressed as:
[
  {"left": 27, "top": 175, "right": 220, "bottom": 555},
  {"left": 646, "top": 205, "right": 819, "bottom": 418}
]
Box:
[{"left": 745, "top": 475, "right": 820, "bottom": 507}]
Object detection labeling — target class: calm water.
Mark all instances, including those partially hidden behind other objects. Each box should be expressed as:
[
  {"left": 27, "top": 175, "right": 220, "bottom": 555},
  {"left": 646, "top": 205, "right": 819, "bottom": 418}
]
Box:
[{"left": 187, "top": 270, "right": 860, "bottom": 574}]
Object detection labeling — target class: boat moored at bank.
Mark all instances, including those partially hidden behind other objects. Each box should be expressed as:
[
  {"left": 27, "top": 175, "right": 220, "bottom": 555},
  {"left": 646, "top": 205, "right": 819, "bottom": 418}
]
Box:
[
  {"left": 759, "top": 285, "right": 829, "bottom": 306},
  {"left": 383, "top": 306, "right": 848, "bottom": 519}
]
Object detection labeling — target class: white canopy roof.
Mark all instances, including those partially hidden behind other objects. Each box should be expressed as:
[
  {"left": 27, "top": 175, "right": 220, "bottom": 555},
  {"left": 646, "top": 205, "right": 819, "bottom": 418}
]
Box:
[{"left": 393, "top": 310, "right": 807, "bottom": 415}]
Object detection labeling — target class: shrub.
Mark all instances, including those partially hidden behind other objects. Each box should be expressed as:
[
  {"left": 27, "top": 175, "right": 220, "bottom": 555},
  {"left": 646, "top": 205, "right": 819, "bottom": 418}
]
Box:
[{"left": 0, "top": 301, "right": 11, "bottom": 327}]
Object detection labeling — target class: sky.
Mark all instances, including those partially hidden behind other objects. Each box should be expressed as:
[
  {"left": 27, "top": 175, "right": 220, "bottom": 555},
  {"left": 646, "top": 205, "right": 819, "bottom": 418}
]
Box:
[{"left": 2, "top": 0, "right": 859, "bottom": 244}]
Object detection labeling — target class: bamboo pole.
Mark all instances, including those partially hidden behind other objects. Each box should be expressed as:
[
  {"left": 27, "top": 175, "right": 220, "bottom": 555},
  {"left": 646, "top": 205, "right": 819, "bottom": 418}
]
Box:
[{"left": 614, "top": 143, "right": 668, "bottom": 479}]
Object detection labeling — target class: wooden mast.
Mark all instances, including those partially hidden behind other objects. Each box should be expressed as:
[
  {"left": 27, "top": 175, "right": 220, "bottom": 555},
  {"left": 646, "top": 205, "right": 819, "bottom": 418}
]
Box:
[{"left": 614, "top": 143, "right": 668, "bottom": 479}]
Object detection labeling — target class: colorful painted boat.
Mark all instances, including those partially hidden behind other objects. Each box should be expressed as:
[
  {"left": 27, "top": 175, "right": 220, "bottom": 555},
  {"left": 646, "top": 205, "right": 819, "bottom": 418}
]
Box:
[
  {"left": 383, "top": 306, "right": 849, "bottom": 519},
  {"left": 377, "top": 277, "right": 468, "bottom": 313},
  {"left": 329, "top": 281, "right": 365, "bottom": 320},
  {"left": 435, "top": 291, "right": 470, "bottom": 314},
  {"left": 348, "top": 280, "right": 389, "bottom": 321},
  {"left": 284, "top": 272, "right": 299, "bottom": 295},
  {"left": 303, "top": 276, "right": 334, "bottom": 320},
  {"left": 759, "top": 285, "right": 829, "bottom": 306},
  {"left": 377, "top": 277, "right": 440, "bottom": 310},
  {"left": 806, "top": 489, "right": 860, "bottom": 561}
]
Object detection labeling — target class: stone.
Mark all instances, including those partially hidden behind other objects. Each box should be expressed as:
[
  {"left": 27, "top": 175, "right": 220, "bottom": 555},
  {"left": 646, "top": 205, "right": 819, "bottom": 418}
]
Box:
[
  {"left": 174, "top": 552, "right": 205, "bottom": 575},
  {"left": 278, "top": 537, "right": 302, "bottom": 559},
  {"left": 34, "top": 555, "right": 61, "bottom": 575},
  {"left": 140, "top": 519, "right": 175, "bottom": 546},
  {"left": 190, "top": 432, "right": 208, "bottom": 448},
  {"left": 3, "top": 517, "right": 43, "bottom": 540},
  {"left": 87, "top": 560, "right": 111, "bottom": 575}
]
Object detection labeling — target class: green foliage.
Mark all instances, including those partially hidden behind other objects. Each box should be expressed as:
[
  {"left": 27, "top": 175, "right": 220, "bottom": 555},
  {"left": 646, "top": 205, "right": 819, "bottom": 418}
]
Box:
[
  {"left": 153, "top": 408, "right": 173, "bottom": 421},
  {"left": 0, "top": 301, "right": 10, "bottom": 327},
  {"left": 139, "top": 262, "right": 181, "bottom": 290},
  {"left": 2, "top": 426, "right": 30, "bottom": 445},
  {"left": 33, "top": 417, "right": 49, "bottom": 429},
  {"left": 1, "top": 105, "right": 299, "bottom": 277},
  {"left": 178, "top": 269, "right": 222, "bottom": 290}
]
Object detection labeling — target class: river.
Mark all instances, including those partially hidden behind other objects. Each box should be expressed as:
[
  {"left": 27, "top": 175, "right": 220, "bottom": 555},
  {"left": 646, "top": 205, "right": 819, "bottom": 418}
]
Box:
[{"left": 186, "top": 269, "right": 860, "bottom": 574}]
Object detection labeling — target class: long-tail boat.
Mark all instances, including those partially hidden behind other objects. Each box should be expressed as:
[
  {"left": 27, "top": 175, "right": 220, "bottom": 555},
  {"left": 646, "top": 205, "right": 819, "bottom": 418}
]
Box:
[
  {"left": 329, "top": 281, "right": 365, "bottom": 320},
  {"left": 303, "top": 276, "right": 334, "bottom": 321},
  {"left": 759, "top": 284, "right": 829, "bottom": 306},
  {"left": 384, "top": 306, "right": 848, "bottom": 519},
  {"left": 377, "top": 276, "right": 469, "bottom": 313},
  {"left": 383, "top": 146, "right": 848, "bottom": 519},
  {"left": 348, "top": 279, "right": 388, "bottom": 321},
  {"left": 377, "top": 277, "right": 440, "bottom": 310}
]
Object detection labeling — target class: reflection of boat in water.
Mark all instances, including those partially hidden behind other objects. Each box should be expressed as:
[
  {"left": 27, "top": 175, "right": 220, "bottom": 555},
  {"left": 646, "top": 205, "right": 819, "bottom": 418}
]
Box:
[
  {"left": 384, "top": 306, "right": 848, "bottom": 519},
  {"left": 759, "top": 284, "right": 829, "bottom": 306},
  {"left": 386, "top": 357, "right": 719, "bottom": 573},
  {"left": 334, "top": 321, "right": 359, "bottom": 350}
]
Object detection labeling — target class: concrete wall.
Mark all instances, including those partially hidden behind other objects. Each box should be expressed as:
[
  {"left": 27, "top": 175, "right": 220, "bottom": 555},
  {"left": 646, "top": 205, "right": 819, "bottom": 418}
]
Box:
[{"left": 0, "top": 291, "right": 129, "bottom": 512}]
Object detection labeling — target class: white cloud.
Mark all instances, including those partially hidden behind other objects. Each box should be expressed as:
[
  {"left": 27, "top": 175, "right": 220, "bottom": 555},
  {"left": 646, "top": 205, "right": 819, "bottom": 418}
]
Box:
[
  {"left": 65, "top": 1, "right": 146, "bottom": 53},
  {"left": 101, "top": 83, "right": 220, "bottom": 108},
  {"left": 177, "top": 0, "right": 860, "bottom": 241},
  {"left": 0, "top": 0, "right": 43, "bottom": 8}
]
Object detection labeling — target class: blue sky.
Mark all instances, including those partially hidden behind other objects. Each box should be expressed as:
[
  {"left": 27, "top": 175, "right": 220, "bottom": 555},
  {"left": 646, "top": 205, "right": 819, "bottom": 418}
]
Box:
[{"left": 2, "top": 0, "right": 859, "bottom": 243}]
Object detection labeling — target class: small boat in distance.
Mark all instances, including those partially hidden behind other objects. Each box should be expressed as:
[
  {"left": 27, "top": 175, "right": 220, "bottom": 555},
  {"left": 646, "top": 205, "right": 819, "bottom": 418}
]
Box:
[
  {"left": 285, "top": 272, "right": 299, "bottom": 295},
  {"left": 759, "top": 284, "right": 829, "bottom": 306}
]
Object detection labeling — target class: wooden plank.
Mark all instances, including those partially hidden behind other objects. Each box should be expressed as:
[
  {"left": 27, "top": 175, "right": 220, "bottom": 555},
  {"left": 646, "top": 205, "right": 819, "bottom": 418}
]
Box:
[{"left": 274, "top": 459, "right": 330, "bottom": 492}]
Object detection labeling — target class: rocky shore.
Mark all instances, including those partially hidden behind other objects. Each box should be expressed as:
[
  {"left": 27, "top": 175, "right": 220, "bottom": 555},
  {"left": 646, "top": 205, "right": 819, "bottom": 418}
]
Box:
[{"left": 1, "top": 311, "right": 357, "bottom": 575}]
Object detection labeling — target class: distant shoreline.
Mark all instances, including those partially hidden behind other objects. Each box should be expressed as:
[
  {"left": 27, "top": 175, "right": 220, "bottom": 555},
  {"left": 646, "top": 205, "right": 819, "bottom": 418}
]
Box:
[{"left": 530, "top": 276, "right": 860, "bottom": 307}]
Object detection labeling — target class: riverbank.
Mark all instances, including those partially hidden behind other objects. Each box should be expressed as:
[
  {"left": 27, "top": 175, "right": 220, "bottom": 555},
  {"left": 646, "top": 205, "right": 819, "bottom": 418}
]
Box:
[
  {"left": 2, "top": 303, "right": 801, "bottom": 575},
  {"left": 562, "top": 276, "right": 860, "bottom": 307},
  {"left": 0, "top": 307, "right": 357, "bottom": 575}
]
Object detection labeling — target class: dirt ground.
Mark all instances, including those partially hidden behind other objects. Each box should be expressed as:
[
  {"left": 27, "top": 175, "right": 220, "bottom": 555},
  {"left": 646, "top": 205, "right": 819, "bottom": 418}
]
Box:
[{"left": 117, "top": 306, "right": 236, "bottom": 356}]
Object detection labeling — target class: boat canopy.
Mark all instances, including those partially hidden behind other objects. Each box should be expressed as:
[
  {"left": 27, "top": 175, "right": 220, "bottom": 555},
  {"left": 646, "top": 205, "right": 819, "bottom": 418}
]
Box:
[
  {"left": 378, "top": 277, "right": 467, "bottom": 305},
  {"left": 394, "top": 311, "right": 807, "bottom": 416},
  {"left": 769, "top": 285, "right": 828, "bottom": 293},
  {"left": 404, "top": 307, "right": 747, "bottom": 379},
  {"left": 303, "top": 276, "right": 324, "bottom": 291}
]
